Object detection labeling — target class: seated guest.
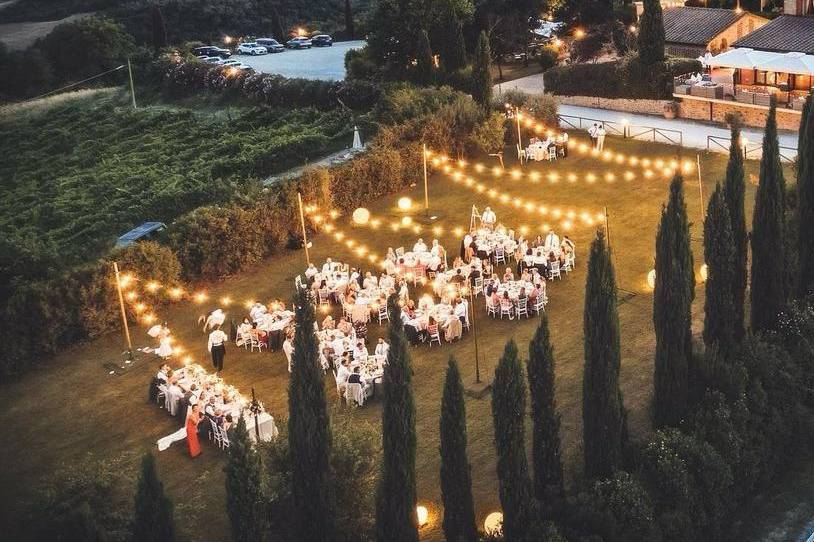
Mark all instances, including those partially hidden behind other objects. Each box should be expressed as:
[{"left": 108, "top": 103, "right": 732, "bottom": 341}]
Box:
[
  {"left": 347, "top": 365, "right": 365, "bottom": 385},
  {"left": 383, "top": 258, "right": 396, "bottom": 276},
  {"left": 430, "top": 239, "right": 442, "bottom": 257},
  {"left": 398, "top": 281, "right": 410, "bottom": 301},
  {"left": 322, "top": 258, "right": 334, "bottom": 274},
  {"left": 250, "top": 322, "right": 267, "bottom": 344},
  {"left": 149, "top": 363, "right": 170, "bottom": 403},
  {"left": 237, "top": 317, "right": 252, "bottom": 335},
  {"left": 353, "top": 341, "right": 369, "bottom": 361},
  {"left": 518, "top": 287, "right": 528, "bottom": 301},
  {"left": 319, "top": 347, "right": 333, "bottom": 371},
  {"left": 322, "top": 315, "right": 335, "bottom": 330},
  {"left": 305, "top": 263, "right": 319, "bottom": 280},
  {"left": 336, "top": 358, "right": 351, "bottom": 392},
  {"left": 445, "top": 316, "right": 462, "bottom": 342},
  {"left": 469, "top": 266, "right": 481, "bottom": 287},
  {"left": 454, "top": 298, "right": 468, "bottom": 323},
  {"left": 379, "top": 274, "right": 395, "bottom": 291},
  {"left": 485, "top": 274, "right": 500, "bottom": 297},
  {"left": 249, "top": 302, "right": 267, "bottom": 322},
  {"left": 375, "top": 338, "right": 390, "bottom": 357},
  {"left": 503, "top": 268, "right": 515, "bottom": 282},
  {"left": 386, "top": 247, "right": 397, "bottom": 262},
  {"left": 450, "top": 268, "right": 466, "bottom": 284},
  {"left": 363, "top": 272, "right": 378, "bottom": 289},
  {"left": 222, "top": 414, "right": 233, "bottom": 432},
  {"left": 561, "top": 235, "right": 575, "bottom": 255},
  {"left": 413, "top": 238, "right": 428, "bottom": 253},
  {"left": 337, "top": 316, "right": 353, "bottom": 336}
]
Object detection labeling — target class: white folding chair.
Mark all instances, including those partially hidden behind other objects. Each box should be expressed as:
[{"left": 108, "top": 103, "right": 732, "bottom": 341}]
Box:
[
  {"left": 209, "top": 418, "right": 221, "bottom": 445},
  {"left": 396, "top": 246, "right": 405, "bottom": 257},
  {"left": 548, "top": 146, "right": 557, "bottom": 162},
  {"left": 473, "top": 276, "right": 484, "bottom": 297},
  {"left": 378, "top": 304, "right": 389, "bottom": 325},
  {"left": 156, "top": 384, "right": 167, "bottom": 408},
  {"left": 344, "top": 383, "right": 366, "bottom": 406},
  {"left": 238, "top": 331, "right": 252, "bottom": 349},
  {"left": 318, "top": 289, "right": 331, "bottom": 306},
  {"left": 500, "top": 299, "right": 514, "bottom": 320},
  {"left": 249, "top": 334, "right": 266, "bottom": 353},
  {"left": 494, "top": 246, "right": 507, "bottom": 265},
  {"left": 219, "top": 426, "right": 230, "bottom": 450},
  {"left": 532, "top": 295, "right": 545, "bottom": 315},
  {"left": 428, "top": 324, "right": 442, "bottom": 346},
  {"left": 517, "top": 297, "right": 530, "bottom": 318},
  {"left": 486, "top": 296, "right": 498, "bottom": 318},
  {"left": 550, "top": 261, "right": 562, "bottom": 280}
]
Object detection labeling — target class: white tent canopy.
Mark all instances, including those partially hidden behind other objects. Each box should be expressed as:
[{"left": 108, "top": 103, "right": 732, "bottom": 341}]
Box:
[{"left": 707, "top": 48, "right": 814, "bottom": 76}]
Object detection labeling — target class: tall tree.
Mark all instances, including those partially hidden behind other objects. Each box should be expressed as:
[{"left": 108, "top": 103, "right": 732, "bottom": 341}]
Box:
[
  {"left": 225, "top": 416, "right": 267, "bottom": 542},
  {"left": 653, "top": 175, "right": 694, "bottom": 428},
  {"left": 471, "top": 31, "right": 492, "bottom": 107},
  {"left": 638, "top": 0, "right": 665, "bottom": 65},
  {"left": 414, "top": 29, "right": 435, "bottom": 86},
  {"left": 367, "top": 0, "right": 422, "bottom": 72},
  {"left": 133, "top": 452, "right": 175, "bottom": 542},
  {"left": 583, "top": 229, "right": 628, "bottom": 479},
  {"left": 151, "top": 5, "right": 168, "bottom": 53},
  {"left": 528, "top": 312, "right": 564, "bottom": 504},
  {"left": 344, "top": 0, "right": 355, "bottom": 38},
  {"left": 288, "top": 287, "right": 335, "bottom": 541},
  {"left": 797, "top": 93, "right": 814, "bottom": 295},
  {"left": 722, "top": 120, "right": 747, "bottom": 340},
  {"left": 750, "top": 98, "right": 787, "bottom": 332},
  {"left": 439, "top": 357, "right": 478, "bottom": 542},
  {"left": 491, "top": 339, "right": 535, "bottom": 540},
  {"left": 376, "top": 295, "right": 419, "bottom": 542},
  {"left": 703, "top": 185, "right": 737, "bottom": 353},
  {"left": 438, "top": 2, "right": 467, "bottom": 73}
]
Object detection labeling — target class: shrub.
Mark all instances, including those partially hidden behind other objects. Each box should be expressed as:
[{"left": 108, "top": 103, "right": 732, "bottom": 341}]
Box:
[
  {"left": 578, "top": 471, "right": 660, "bottom": 542},
  {"left": 345, "top": 46, "right": 379, "bottom": 81},
  {"left": 537, "top": 46, "right": 559, "bottom": 71},
  {"left": 544, "top": 61, "right": 622, "bottom": 98},
  {"left": 468, "top": 111, "right": 507, "bottom": 155},
  {"left": 523, "top": 94, "right": 560, "bottom": 129}
]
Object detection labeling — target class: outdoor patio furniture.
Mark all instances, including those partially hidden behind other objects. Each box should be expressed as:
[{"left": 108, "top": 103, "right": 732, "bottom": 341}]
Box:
[
  {"left": 754, "top": 93, "right": 772, "bottom": 107},
  {"left": 674, "top": 84, "right": 690, "bottom": 95},
  {"left": 736, "top": 89, "right": 754, "bottom": 104}
]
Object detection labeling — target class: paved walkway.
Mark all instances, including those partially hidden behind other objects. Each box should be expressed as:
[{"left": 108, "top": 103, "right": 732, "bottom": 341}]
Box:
[
  {"left": 495, "top": 73, "right": 799, "bottom": 159},
  {"left": 263, "top": 145, "right": 366, "bottom": 186}
]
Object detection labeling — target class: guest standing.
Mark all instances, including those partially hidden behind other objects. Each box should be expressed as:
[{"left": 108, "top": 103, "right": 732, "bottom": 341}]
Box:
[
  {"left": 208, "top": 324, "right": 228, "bottom": 374},
  {"left": 186, "top": 403, "right": 202, "bottom": 458}
]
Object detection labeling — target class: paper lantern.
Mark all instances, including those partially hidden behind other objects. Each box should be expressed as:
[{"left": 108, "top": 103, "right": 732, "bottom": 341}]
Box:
[
  {"left": 397, "top": 197, "right": 413, "bottom": 211},
  {"left": 416, "top": 505, "right": 429, "bottom": 527},
  {"left": 352, "top": 207, "right": 370, "bottom": 225},
  {"left": 647, "top": 269, "right": 656, "bottom": 289},
  {"left": 484, "top": 512, "right": 503, "bottom": 535}
]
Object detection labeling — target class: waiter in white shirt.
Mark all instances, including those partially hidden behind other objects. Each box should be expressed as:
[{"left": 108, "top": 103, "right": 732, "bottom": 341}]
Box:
[
  {"left": 207, "top": 325, "right": 228, "bottom": 373},
  {"left": 413, "top": 238, "right": 428, "bottom": 253},
  {"left": 481, "top": 207, "right": 497, "bottom": 230},
  {"left": 544, "top": 230, "right": 560, "bottom": 255},
  {"left": 430, "top": 239, "right": 441, "bottom": 257},
  {"left": 322, "top": 258, "right": 333, "bottom": 274},
  {"left": 305, "top": 263, "right": 318, "bottom": 280},
  {"left": 374, "top": 338, "right": 390, "bottom": 358}
]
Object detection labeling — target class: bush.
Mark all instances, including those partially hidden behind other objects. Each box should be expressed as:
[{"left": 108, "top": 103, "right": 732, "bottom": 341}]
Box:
[
  {"left": 345, "top": 46, "right": 379, "bottom": 81},
  {"left": 522, "top": 94, "right": 559, "bottom": 129},
  {"left": 578, "top": 471, "right": 660, "bottom": 542},
  {"left": 537, "top": 46, "right": 560, "bottom": 71},
  {"left": 22, "top": 453, "right": 137, "bottom": 542},
  {"left": 544, "top": 61, "right": 622, "bottom": 98}
]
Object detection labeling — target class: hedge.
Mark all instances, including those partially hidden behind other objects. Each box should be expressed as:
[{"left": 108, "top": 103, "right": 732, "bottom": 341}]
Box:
[
  {"left": 160, "top": 59, "right": 381, "bottom": 111},
  {"left": 544, "top": 56, "right": 702, "bottom": 100}
]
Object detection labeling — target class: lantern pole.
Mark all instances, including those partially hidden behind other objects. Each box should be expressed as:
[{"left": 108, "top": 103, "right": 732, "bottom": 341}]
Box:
[
  {"left": 423, "top": 143, "right": 430, "bottom": 216},
  {"left": 113, "top": 262, "right": 133, "bottom": 359},
  {"left": 297, "top": 192, "right": 311, "bottom": 266}
]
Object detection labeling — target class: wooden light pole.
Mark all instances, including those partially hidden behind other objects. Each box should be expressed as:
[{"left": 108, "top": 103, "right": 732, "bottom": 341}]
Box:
[
  {"left": 113, "top": 262, "right": 133, "bottom": 359},
  {"left": 696, "top": 154, "right": 705, "bottom": 224},
  {"left": 423, "top": 143, "right": 430, "bottom": 216},
  {"left": 468, "top": 287, "right": 481, "bottom": 383},
  {"left": 296, "top": 192, "right": 310, "bottom": 266}
]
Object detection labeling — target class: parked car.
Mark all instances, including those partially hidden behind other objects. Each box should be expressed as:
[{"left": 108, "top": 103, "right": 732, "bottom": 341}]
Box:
[
  {"left": 311, "top": 34, "right": 333, "bottom": 47},
  {"left": 286, "top": 37, "right": 312, "bottom": 49},
  {"left": 202, "top": 56, "right": 225, "bottom": 64},
  {"left": 223, "top": 63, "right": 254, "bottom": 74},
  {"left": 192, "top": 46, "right": 231, "bottom": 59},
  {"left": 237, "top": 42, "right": 268, "bottom": 55},
  {"left": 220, "top": 59, "right": 243, "bottom": 66},
  {"left": 256, "top": 38, "right": 285, "bottom": 53}
]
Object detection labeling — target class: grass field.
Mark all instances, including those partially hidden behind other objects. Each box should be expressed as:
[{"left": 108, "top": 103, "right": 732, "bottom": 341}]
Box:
[{"left": 0, "top": 133, "right": 786, "bottom": 541}]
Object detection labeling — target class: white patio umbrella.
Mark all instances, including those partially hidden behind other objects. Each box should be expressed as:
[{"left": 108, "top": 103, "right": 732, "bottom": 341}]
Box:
[
  {"left": 706, "top": 48, "right": 778, "bottom": 70},
  {"left": 352, "top": 125, "right": 363, "bottom": 149},
  {"left": 761, "top": 52, "right": 814, "bottom": 76}
]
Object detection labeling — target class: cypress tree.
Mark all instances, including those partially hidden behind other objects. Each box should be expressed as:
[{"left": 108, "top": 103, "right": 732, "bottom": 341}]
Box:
[
  {"left": 527, "top": 312, "right": 564, "bottom": 504},
  {"left": 638, "top": 0, "right": 665, "bottom": 65},
  {"left": 722, "top": 120, "right": 747, "bottom": 340},
  {"left": 703, "top": 185, "right": 736, "bottom": 353},
  {"left": 415, "top": 29, "right": 435, "bottom": 86},
  {"left": 797, "top": 93, "right": 814, "bottom": 295},
  {"left": 376, "top": 295, "right": 419, "bottom": 542},
  {"left": 750, "top": 98, "right": 787, "bottom": 332},
  {"left": 471, "top": 31, "right": 493, "bottom": 108},
  {"left": 288, "top": 287, "right": 335, "bottom": 541},
  {"left": 344, "top": 0, "right": 355, "bottom": 38},
  {"left": 225, "top": 416, "right": 267, "bottom": 542},
  {"left": 439, "top": 3, "right": 467, "bottom": 73},
  {"left": 439, "top": 357, "right": 477, "bottom": 542},
  {"left": 150, "top": 5, "right": 168, "bottom": 54},
  {"left": 653, "top": 175, "right": 694, "bottom": 428},
  {"left": 583, "top": 229, "right": 628, "bottom": 479},
  {"left": 133, "top": 452, "right": 175, "bottom": 542},
  {"left": 491, "top": 339, "right": 535, "bottom": 541}
]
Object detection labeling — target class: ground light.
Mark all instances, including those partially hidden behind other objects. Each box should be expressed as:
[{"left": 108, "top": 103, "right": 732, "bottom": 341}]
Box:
[
  {"left": 699, "top": 264, "right": 708, "bottom": 282},
  {"left": 484, "top": 511, "right": 503, "bottom": 535},
  {"left": 416, "top": 505, "right": 429, "bottom": 527},
  {"left": 647, "top": 269, "right": 656, "bottom": 290},
  {"left": 352, "top": 207, "right": 370, "bottom": 225},
  {"left": 397, "top": 196, "right": 413, "bottom": 211}
]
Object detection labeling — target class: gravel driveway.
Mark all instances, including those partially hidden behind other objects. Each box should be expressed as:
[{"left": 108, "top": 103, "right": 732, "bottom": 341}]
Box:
[{"left": 237, "top": 40, "right": 365, "bottom": 81}]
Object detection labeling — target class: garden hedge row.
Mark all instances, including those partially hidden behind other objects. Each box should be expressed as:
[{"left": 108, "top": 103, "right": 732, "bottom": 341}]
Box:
[{"left": 544, "top": 56, "right": 702, "bottom": 100}]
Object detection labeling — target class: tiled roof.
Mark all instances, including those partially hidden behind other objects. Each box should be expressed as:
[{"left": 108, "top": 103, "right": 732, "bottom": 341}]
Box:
[
  {"left": 663, "top": 7, "right": 742, "bottom": 46},
  {"left": 733, "top": 15, "right": 814, "bottom": 54}
]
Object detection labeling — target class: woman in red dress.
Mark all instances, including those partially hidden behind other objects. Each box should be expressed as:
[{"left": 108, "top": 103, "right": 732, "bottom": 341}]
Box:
[{"left": 186, "top": 403, "right": 202, "bottom": 458}]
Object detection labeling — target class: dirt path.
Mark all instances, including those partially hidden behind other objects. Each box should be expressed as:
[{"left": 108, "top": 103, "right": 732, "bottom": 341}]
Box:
[{"left": 0, "top": 11, "right": 95, "bottom": 50}]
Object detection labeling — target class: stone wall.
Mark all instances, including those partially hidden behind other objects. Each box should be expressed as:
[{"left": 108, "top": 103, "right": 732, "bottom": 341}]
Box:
[
  {"left": 677, "top": 97, "right": 802, "bottom": 131},
  {"left": 557, "top": 95, "right": 671, "bottom": 116}
]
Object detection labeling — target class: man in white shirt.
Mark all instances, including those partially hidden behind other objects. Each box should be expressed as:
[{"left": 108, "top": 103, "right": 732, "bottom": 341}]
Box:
[
  {"left": 352, "top": 341, "right": 369, "bottom": 361},
  {"left": 331, "top": 334, "right": 346, "bottom": 358},
  {"left": 454, "top": 298, "right": 468, "bottom": 324},
  {"left": 207, "top": 326, "right": 228, "bottom": 373},
  {"left": 544, "top": 230, "right": 560, "bottom": 254},
  {"left": 413, "top": 238, "right": 428, "bottom": 253},
  {"left": 335, "top": 358, "right": 351, "bottom": 393},
  {"left": 363, "top": 272, "right": 378, "bottom": 289},
  {"left": 430, "top": 239, "right": 441, "bottom": 257},
  {"left": 282, "top": 337, "right": 294, "bottom": 372},
  {"left": 374, "top": 338, "right": 390, "bottom": 358},
  {"left": 383, "top": 258, "right": 396, "bottom": 276},
  {"left": 249, "top": 303, "right": 267, "bottom": 322},
  {"left": 304, "top": 263, "right": 318, "bottom": 280},
  {"left": 597, "top": 125, "right": 606, "bottom": 151},
  {"left": 322, "top": 258, "right": 333, "bottom": 274},
  {"left": 481, "top": 207, "right": 497, "bottom": 229},
  {"left": 379, "top": 274, "right": 395, "bottom": 291}
]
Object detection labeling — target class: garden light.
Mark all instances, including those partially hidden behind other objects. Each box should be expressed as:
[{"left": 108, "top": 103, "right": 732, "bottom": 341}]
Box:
[{"left": 397, "top": 197, "right": 413, "bottom": 211}]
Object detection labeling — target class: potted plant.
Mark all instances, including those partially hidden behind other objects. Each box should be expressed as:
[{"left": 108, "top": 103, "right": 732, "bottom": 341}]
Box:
[{"left": 663, "top": 101, "right": 678, "bottom": 119}]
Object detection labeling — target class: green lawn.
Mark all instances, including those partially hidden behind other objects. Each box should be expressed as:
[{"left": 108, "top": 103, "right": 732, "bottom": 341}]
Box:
[{"left": 0, "top": 133, "right": 785, "bottom": 541}]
